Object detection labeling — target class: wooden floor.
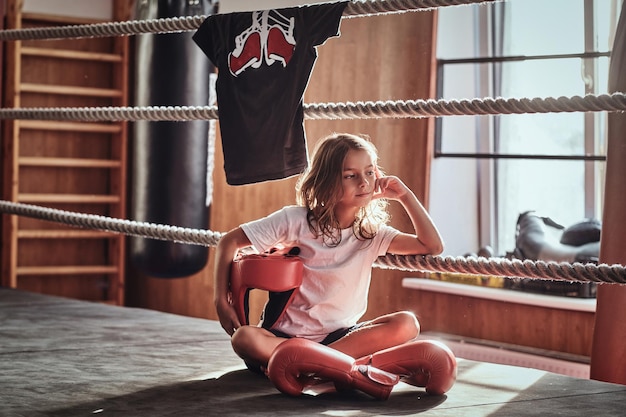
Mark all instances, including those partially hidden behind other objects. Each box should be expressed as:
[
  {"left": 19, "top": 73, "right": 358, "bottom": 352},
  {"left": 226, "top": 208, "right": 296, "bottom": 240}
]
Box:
[{"left": 1, "top": 287, "right": 626, "bottom": 417}]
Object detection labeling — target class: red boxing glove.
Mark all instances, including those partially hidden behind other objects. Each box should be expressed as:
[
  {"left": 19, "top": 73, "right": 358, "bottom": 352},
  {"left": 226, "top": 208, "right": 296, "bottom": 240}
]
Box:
[
  {"left": 356, "top": 340, "right": 457, "bottom": 395},
  {"left": 267, "top": 338, "right": 399, "bottom": 400}
]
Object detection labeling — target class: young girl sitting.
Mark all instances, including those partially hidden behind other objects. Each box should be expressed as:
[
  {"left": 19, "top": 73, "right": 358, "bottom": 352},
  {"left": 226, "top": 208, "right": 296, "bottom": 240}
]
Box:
[{"left": 214, "top": 132, "right": 444, "bottom": 372}]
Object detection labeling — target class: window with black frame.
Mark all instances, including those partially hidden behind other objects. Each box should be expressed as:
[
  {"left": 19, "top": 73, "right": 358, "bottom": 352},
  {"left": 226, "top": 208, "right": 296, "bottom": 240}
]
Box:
[{"left": 431, "top": 0, "right": 620, "bottom": 260}]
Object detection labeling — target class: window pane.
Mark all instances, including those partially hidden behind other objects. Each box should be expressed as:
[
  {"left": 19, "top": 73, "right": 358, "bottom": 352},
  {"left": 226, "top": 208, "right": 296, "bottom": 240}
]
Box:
[
  {"left": 439, "top": 63, "right": 479, "bottom": 100},
  {"left": 496, "top": 159, "right": 596, "bottom": 254},
  {"left": 498, "top": 113, "right": 585, "bottom": 155},
  {"left": 504, "top": 0, "right": 584, "bottom": 56},
  {"left": 596, "top": 57, "right": 610, "bottom": 94},
  {"left": 438, "top": 63, "right": 478, "bottom": 153},
  {"left": 501, "top": 58, "right": 591, "bottom": 97},
  {"left": 439, "top": 116, "right": 480, "bottom": 153},
  {"left": 436, "top": 5, "right": 477, "bottom": 59}
]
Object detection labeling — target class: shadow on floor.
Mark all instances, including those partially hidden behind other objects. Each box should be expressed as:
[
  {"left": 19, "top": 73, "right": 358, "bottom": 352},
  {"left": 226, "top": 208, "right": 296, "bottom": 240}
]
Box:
[{"left": 47, "top": 369, "right": 448, "bottom": 417}]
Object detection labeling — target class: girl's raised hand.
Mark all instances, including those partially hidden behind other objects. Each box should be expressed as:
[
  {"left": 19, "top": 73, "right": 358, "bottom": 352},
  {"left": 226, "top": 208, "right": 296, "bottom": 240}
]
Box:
[{"left": 373, "top": 175, "right": 410, "bottom": 201}]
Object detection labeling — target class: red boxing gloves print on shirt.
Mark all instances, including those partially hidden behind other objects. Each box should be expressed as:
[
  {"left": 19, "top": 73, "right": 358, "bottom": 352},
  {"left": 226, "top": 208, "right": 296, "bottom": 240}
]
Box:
[{"left": 229, "top": 10, "right": 296, "bottom": 76}]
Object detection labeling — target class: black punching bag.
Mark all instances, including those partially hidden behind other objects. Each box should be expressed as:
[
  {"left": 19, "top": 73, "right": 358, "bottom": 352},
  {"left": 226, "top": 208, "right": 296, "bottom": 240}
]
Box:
[{"left": 131, "top": 0, "right": 217, "bottom": 278}]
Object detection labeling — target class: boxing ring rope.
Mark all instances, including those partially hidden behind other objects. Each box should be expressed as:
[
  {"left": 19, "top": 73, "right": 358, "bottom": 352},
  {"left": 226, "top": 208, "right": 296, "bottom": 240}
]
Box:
[
  {"left": 0, "top": 0, "right": 623, "bottom": 288},
  {"left": 0, "top": 92, "right": 625, "bottom": 122},
  {"left": 0, "top": 200, "right": 624, "bottom": 284},
  {"left": 0, "top": 0, "right": 496, "bottom": 41}
]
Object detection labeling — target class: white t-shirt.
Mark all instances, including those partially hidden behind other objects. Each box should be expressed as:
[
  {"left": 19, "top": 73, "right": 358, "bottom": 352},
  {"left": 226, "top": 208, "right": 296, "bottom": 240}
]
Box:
[{"left": 240, "top": 205, "right": 399, "bottom": 342}]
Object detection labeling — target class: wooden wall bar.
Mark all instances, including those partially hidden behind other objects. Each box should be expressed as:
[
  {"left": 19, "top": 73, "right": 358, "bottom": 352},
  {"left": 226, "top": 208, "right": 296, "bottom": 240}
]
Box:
[{"left": 1, "top": 0, "right": 129, "bottom": 304}]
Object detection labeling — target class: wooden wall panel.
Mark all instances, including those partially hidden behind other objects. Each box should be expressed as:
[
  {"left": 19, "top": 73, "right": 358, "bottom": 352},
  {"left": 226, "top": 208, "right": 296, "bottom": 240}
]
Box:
[
  {"left": 127, "top": 11, "right": 438, "bottom": 321},
  {"left": 401, "top": 289, "right": 594, "bottom": 357}
]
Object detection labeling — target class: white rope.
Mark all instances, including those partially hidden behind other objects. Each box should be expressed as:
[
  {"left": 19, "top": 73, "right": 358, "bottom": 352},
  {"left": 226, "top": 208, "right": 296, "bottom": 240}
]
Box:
[
  {"left": 375, "top": 254, "right": 626, "bottom": 284},
  {"left": 304, "top": 93, "right": 626, "bottom": 119},
  {"left": 0, "top": 93, "right": 624, "bottom": 122},
  {"left": 1, "top": 200, "right": 624, "bottom": 283},
  {"left": 0, "top": 200, "right": 224, "bottom": 247},
  {"left": 344, "top": 0, "right": 496, "bottom": 16},
  {"left": 0, "top": 0, "right": 496, "bottom": 41},
  {"left": 0, "top": 0, "right": 618, "bottom": 285}
]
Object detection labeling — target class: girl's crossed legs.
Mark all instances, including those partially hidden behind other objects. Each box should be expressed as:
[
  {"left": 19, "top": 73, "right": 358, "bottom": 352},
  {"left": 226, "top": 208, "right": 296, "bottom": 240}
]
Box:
[{"left": 231, "top": 311, "right": 420, "bottom": 371}]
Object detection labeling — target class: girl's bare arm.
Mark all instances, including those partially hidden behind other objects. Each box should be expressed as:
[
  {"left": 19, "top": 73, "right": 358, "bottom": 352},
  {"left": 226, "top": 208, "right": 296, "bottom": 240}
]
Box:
[
  {"left": 374, "top": 176, "right": 444, "bottom": 255},
  {"left": 214, "top": 227, "right": 252, "bottom": 335}
]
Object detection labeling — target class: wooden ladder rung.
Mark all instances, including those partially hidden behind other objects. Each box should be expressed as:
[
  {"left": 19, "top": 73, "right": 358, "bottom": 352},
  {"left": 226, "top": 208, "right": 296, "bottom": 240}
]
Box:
[
  {"left": 23, "top": 12, "right": 107, "bottom": 26},
  {"left": 20, "top": 83, "right": 122, "bottom": 98},
  {"left": 18, "top": 229, "right": 116, "bottom": 239},
  {"left": 16, "top": 265, "right": 119, "bottom": 276},
  {"left": 19, "top": 120, "right": 122, "bottom": 133},
  {"left": 19, "top": 157, "right": 121, "bottom": 169},
  {"left": 18, "top": 194, "right": 121, "bottom": 204},
  {"left": 21, "top": 46, "right": 123, "bottom": 63}
]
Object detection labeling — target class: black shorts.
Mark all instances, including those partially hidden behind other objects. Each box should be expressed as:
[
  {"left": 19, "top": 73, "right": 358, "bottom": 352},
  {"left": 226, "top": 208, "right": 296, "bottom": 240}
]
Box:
[
  {"left": 244, "top": 323, "right": 364, "bottom": 375},
  {"left": 269, "top": 323, "right": 364, "bottom": 345}
]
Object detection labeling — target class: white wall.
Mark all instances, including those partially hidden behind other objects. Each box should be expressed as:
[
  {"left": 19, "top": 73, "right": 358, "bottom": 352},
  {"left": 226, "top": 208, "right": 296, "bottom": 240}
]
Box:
[
  {"left": 22, "top": 0, "right": 324, "bottom": 17},
  {"left": 23, "top": 0, "right": 113, "bottom": 19},
  {"left": 219, "top": 0, "right": 327, "bottom": 13}
]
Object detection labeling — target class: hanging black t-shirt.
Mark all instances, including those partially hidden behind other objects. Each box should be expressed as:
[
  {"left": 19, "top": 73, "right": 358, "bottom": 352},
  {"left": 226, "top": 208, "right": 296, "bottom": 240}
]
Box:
[{"left": 193, "top": 2, "right": 347, "bottom": 185}]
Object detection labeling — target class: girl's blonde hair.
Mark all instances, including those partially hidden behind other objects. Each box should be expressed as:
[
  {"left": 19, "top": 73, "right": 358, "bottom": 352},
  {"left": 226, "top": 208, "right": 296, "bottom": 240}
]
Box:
[{"left": 296, "top": 133, "right": 390, "bottom": 246}]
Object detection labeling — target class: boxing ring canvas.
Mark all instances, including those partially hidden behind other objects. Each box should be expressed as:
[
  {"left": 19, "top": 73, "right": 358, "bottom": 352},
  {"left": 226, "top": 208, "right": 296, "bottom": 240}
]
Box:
[{"left": 2, "top": 288, "right": 625, "bottom": 417}]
